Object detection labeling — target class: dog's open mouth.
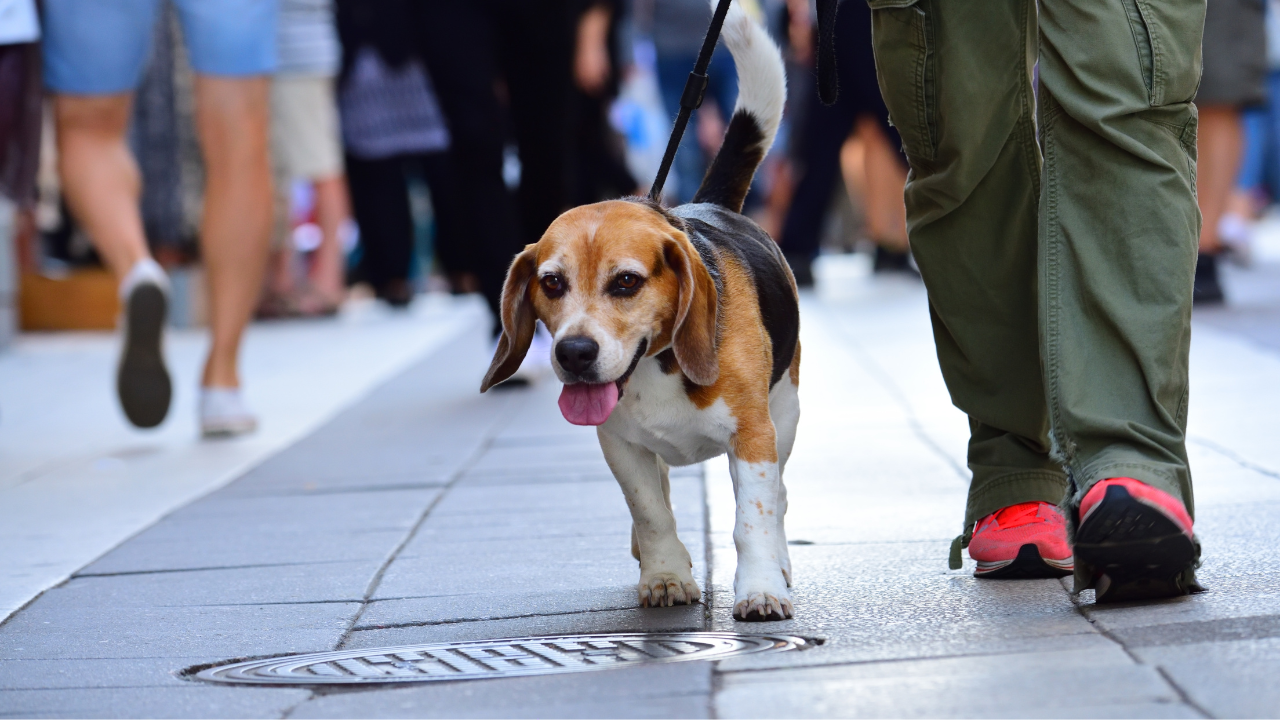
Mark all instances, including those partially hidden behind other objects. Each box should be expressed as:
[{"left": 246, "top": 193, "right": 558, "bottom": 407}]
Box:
[{"left": 558, "top": 340, "right": 647, "bottom": 426}]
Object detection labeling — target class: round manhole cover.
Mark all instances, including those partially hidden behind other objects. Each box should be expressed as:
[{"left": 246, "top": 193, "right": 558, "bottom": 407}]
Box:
[{"left": 193, "top": 632, "right": 808, "bottom": 686}]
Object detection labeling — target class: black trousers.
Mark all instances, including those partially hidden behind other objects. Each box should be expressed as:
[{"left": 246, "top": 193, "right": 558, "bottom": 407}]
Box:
[
  {"left": 779, "top": 1, "right": 901, "bottom": 262},
  {"left": 346, "top": 152, "right": 463, "bottom": 292},
  {"left": 338, "top": 0, "right": 575, "bottom": 325}
]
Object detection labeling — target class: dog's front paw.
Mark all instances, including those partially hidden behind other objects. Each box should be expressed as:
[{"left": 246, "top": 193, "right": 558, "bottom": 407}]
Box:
[
  {"left": 733, "top": 590, "right": 793, "bottom": 621},
  {"left": 733, "top": 565, "right": 793, "bottom": 621},
  {"left": 638, "top": 571, "right": 702, "bottom": 608}
]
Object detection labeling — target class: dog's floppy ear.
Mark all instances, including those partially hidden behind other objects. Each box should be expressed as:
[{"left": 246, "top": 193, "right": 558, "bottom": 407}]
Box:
[
  {"left": 481, "top": 245, "right": 539, "bottom": 392},
  {"left": 664, "top": 233, "right": 719, "bottom": 386}
]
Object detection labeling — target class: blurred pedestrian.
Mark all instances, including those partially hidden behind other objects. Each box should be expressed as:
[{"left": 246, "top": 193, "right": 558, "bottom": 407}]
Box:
[
  {"left": 264, "top": 0, "right": 350, "bottom": 316},
  {"left": 866, "top": 0, "right": 1205, "bottom": 599},
  {"left": 492, "top": 0, "right": 577, "bottom": 247},
  {"left": 335, "top": 41, "right": 459, "bottom": 306},
  {"left": 1194, "top": 0, "right": 1268, "bottom": 304},
  {"left": 570, "top": 0, "right": 640, "bottom": 204},
  {"left": 336, "top": 0, "right": 519, "bottom": 325},
  {"left": 635, "top": 0, "right": 740, "bottom": 204},
  {"left": 42, "top": 0, "right": 277, "bottom": 437},
  {"left": 778, "top": 0, "right": 913, "bottom": 286},
  {"left": 0, "top": 0, "right": 41, "bottom": 210}
]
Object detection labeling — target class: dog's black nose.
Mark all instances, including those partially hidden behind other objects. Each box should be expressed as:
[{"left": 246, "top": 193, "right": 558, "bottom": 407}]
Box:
[{"left": 556, "top": 336, "right": 599, "bottom": 375}]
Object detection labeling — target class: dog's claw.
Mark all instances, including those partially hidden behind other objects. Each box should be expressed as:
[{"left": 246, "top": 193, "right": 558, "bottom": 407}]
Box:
[
  {"left": 733, "top": 592, "right": 793, "bottom": 622},
  {"left": 638, "top": 572, "right": 701, "bottom": 609}
]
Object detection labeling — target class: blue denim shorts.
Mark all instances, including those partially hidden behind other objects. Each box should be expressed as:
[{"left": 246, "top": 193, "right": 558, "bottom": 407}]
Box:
[{"left": 43, "top": 0, "right": 278, "bottom": 94}]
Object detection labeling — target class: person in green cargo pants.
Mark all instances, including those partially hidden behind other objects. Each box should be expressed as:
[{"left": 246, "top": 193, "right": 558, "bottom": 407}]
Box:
[{"left": 863, "top": 0, "right": 1204, "bottom": 601}]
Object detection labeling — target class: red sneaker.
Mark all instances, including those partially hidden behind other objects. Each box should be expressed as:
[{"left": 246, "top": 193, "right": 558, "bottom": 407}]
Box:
[
  {"left": 969, "top": 501, "right": 1073, "bottom": 579},
  {"left": 1074, "top": 477, "right": 1200, "bottom": 602}
]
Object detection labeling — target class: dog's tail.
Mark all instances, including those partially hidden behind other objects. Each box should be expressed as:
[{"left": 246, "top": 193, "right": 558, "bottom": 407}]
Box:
[{"left": 691, "top": 0, "right": 786, "bottom": 213}]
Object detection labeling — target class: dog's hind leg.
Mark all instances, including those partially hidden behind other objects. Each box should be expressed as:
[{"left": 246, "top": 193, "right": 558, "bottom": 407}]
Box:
[{"left": 599, "top": 428, "right": 701, "bottom": 608}]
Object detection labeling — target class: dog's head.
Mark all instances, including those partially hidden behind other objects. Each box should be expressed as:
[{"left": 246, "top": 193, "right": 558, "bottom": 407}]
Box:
[{"left": 480, "top": 200, "right": 718, "bottom": 424}]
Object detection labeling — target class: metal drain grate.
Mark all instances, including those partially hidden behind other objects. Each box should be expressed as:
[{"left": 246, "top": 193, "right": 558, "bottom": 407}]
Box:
[{"left": 194, "top": 632, "right": 808, "bottom": 685}]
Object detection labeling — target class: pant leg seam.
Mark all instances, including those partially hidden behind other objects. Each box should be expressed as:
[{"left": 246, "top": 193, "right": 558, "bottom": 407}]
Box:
[{"left": 1040, "top": 96, "right": 1074, "bottom": 471}]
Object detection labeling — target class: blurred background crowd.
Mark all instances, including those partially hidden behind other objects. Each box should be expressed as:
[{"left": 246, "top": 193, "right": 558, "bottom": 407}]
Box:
[{"left": 0, "top": 0, "right": 1275, "bottom": 436}]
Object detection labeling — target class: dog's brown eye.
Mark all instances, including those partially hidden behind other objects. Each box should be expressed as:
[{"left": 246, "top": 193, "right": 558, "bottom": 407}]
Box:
[
  {"left": 609, "top": 272, "right": 644, "bottom": 297},
  {"left": 540, "top": 273, "right": 566, "bottom": 298}
]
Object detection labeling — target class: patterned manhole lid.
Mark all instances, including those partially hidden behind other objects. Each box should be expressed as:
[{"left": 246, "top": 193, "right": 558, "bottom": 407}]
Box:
[{"left": 193, "top": 632, "right": 809, "bottom": 685}]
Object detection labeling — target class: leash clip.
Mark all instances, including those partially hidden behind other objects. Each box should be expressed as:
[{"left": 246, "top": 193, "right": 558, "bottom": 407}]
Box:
[{"left": 680, "top": 71, "right": 709, "bottom": 111}]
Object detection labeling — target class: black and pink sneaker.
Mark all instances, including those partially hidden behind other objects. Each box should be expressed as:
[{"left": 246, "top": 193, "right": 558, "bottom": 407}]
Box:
[{"left": 1074, "top": 477, "right": 1202, "bottom": 602}]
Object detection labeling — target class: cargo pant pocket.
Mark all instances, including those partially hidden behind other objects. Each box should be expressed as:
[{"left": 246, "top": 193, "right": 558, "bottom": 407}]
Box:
[
  {"left": 1121, "top": 0, "right": 1205, "bottom": 106},
  {"left": 867, "top": 0, "right": 937, "bottom": 162}
]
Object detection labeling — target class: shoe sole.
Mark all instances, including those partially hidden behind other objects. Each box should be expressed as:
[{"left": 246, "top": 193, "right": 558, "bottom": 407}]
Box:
[
  {"left": 1074, "top": 484, "right": 1198, "bottom": 603},
  {"left": 975, "top": 543, "right": 1073, "bottom": 580},
  {"left": 117, "top": 284, "right": 172, "bottom": 428}
]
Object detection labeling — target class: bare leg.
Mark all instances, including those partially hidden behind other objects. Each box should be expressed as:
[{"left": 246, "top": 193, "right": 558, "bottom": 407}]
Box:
[
  {"left": 53, "top": 95, "right": 151, "bottom": 278},
  {"left": 309, "top": 174, "right": 350, "bottom": 303},
  {"left": 193, "top": 76, "right": 273, "bottom": 389},
  {"left": 56, "top": 94, "right": 173, "bottom": 427},
  {"left": 1197, "top": 105, "right": 1244, "bottom": 253},
  {"left": 855, "top": 116, "right": 909, "bottom": 251}
]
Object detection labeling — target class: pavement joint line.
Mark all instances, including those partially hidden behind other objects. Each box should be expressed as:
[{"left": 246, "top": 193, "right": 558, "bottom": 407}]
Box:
[
  {"left": 1069, "top": 589, "right": 1210, "bottom": 718},
  {"left": 348, "top": 603, "right": 704, "bottom": 632},
  {"left": 274, "top": 404, "right": 510, "bottom": 720},
  {"left": 707, "top": 635, "right": 1113, "bottom": 677},
  {"left": 73, "top": 559, "right": 366, "bottom": 579},
  {"left": 273, "top": 390, "right": 529, "bottom": 718},
  {"left": 1156, "top": 664, "right": 1216, "bottom": 719},
  {"left": 237, "top": 482, "right": 453, "bottom": 498},
  {"left": 85, "top": 599, "right": 369, "bottom": 608},
  {"left": 814, "top": 301, "right": 969, "bottom": 482},
  {"left": 1189, "top": 435, "right": 1280, "bottom": 480}
]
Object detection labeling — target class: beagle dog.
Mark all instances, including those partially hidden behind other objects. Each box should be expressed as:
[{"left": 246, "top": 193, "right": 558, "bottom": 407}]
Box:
[{"left": 481, "top": 1, "right": 798, "bottom": 622}]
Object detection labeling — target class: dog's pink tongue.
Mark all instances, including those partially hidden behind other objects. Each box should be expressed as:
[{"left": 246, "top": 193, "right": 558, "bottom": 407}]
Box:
[{"left": 558, "top": 382, "right": 619, "bottom": 426}]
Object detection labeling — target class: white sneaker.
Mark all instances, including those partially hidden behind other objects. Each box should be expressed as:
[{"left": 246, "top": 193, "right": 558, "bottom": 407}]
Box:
[
  {"left": 199, "top": 387, "right": 258, "bottom": 438},
  {"left": 499, "top": 322, "right": 553, "bottom": 387},
  {"left": 117, "top": 259, "right": 172, "bottom": 428}
]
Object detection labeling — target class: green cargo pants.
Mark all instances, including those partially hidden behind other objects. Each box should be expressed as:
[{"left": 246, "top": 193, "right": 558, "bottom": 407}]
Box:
[{"left": 865, "top": 0, "right": 1204, "bottom": 564}]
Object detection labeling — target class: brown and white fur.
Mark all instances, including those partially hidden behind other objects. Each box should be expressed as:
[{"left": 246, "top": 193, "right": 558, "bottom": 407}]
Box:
[{"left": 481, "top": 1, "right": 797, "bottom": 622}]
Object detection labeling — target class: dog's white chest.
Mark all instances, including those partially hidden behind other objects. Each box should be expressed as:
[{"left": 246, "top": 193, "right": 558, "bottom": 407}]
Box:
[{"left": 601, "top": 358, "right": 735, "bottom": 466}]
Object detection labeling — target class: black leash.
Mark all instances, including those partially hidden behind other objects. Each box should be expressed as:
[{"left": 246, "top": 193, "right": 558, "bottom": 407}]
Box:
[{"left": 646, "top": 0, "right": 841, "bottom": 202}]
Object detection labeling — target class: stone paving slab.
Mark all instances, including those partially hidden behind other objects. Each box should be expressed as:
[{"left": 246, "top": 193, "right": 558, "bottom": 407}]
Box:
[
  {"left": 0, "top": 658, "right": 204, "bottom": 691},
  {"left": 714, "top": 649, "right": 1192, "bottom": 719},
  {"left": 0, "top": 686, "right": 312, "bottom": 719},
  {"left": 34, "top": 561, "right": 379, "bottom": 608},
  {"left": 77, "top": 529, "right": 411, "bottom": 576},
  {"left": 340, "top": 605, "right": 706, "bottom": 650},
  {"left": 290, "top": 663, "right": 713, "bottom": 719},
  {"left": 0, "top": 602, "right": 361, "bottom": 660}
]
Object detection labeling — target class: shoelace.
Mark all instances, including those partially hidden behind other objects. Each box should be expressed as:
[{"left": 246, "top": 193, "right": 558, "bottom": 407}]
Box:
[{"left": 989, "top": 502, "right": 1044, "bottom": 529}]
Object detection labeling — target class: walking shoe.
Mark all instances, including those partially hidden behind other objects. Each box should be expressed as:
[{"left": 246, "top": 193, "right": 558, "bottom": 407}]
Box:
[
  {"left": 1193, "top": 252, "right": 1225, "bottom": 305},
  {"left": 200, "top": 387, "right": 258, "bottom": 438},
  {"left": 1074, "top": 477, "right": 1201, "bottom": 603},
  {"left": 872, "top": 245, "right": 921, "bottom": 278},
  {"left": 117, "top": 259, "right": 172, "bottom": 428},
  {"left": 969, "top": 501, "right": 1073, "bottom": 579}
]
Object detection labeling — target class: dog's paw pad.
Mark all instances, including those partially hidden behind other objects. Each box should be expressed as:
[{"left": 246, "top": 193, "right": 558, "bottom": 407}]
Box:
[
  {"left": 733, "top": 592, "right": 793, "bottom": 622},
  {"left": 638, "top": 573, "right": 702, "bottom": 608}
]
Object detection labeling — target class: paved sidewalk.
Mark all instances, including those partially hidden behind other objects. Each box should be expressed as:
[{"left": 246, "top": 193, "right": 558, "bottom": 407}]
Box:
[
  {"left": 0, "top": 296, "right": 485, "bottom": 622},
  {"left": 1, "top": 253, "right": 1279, "bottom": 718}
]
